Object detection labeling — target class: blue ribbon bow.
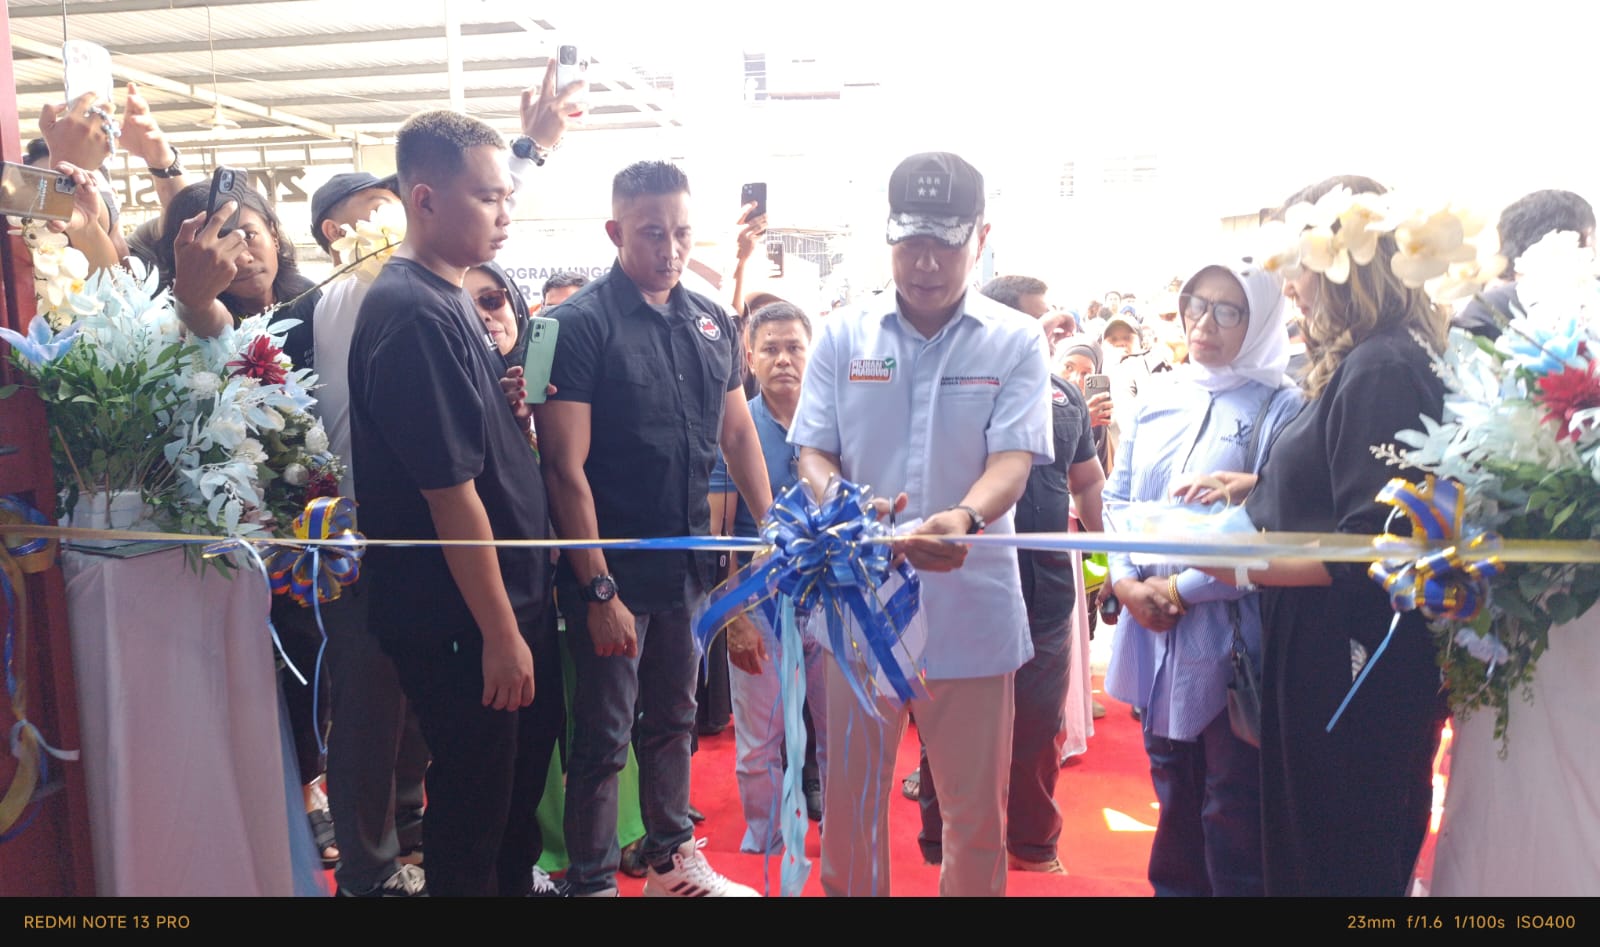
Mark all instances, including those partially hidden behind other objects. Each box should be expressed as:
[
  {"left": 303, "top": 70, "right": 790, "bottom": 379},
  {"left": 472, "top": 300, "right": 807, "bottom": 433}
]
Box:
[{"left": 693, "top": 478, "right": 925, "bottom": 896}]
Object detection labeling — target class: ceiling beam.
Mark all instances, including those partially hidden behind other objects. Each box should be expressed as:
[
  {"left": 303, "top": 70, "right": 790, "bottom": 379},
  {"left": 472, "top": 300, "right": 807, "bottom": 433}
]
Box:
[
  {"left": 10, "top": 0, "right": 266, "bottom": 16},
  {"left": 9, "top": 34, "right": 377, "bottom": 145},
  {"left": 12, "top": 57, "right": 556, "bottom": 94},
  {"left": 140, "top": 88, "right": 647, "bottom": 112},
  {"left": 74, "top": 22, "right": 526, "bottom": 57}
]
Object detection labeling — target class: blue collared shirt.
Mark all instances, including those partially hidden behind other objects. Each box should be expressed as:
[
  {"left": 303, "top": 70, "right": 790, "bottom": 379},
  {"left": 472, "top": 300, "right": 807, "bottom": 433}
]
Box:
[
  {"left": 1102, "top": 375, "right": 1303, "bottom": 741},
  {"left": 789, "top": 289, "right": 1054, "bottom": 680},
  {"left": 710, "top": 393, "right": 798, "bottom": 539}
]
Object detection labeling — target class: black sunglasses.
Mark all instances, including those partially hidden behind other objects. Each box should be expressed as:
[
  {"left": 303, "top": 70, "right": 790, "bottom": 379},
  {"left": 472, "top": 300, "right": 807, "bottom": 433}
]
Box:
[
  {"left": 474, "top": 287, "right": 511, "bottom": 312},
  {"left": 1179, "top": 293, "right": 1245, "bottom": 329}
]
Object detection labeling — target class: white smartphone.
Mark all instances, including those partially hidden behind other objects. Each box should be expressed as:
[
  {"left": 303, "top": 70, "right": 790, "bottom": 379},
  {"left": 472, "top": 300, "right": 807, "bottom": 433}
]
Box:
[
  {"left": 554, "top": 43, "right": 588, "bottom": 115},
  {"left": 522, "top": 316, "right": 560, "bottom": 404},
  {"left": 63, "top": 40, "right": 113, "bottom": 108}
]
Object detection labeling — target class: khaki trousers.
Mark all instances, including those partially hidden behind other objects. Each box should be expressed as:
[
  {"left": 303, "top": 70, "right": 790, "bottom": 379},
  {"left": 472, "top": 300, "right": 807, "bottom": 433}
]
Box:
[{"left": 820, "top": 656, "right": 1015, "bottom": 897}]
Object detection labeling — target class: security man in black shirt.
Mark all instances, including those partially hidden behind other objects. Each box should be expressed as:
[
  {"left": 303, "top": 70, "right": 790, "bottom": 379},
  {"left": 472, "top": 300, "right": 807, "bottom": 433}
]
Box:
[{"left": 535, "top": 160, "right": 772, "bottom": 898}]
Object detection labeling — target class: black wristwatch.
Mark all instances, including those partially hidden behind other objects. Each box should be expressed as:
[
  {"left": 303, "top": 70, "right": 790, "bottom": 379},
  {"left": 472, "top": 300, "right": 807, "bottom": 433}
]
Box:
[
  {"left": 148, "top": 145, "right": 185, "bottom": 179},
  {"left": 944, "top": 504, "right": 986, "bottom": 534},
  {"left": 510, "top": 135, "right": 547, "bottom": 167},
  {"left": 579, "top": 573, "right": 617, "bottom": 603}
]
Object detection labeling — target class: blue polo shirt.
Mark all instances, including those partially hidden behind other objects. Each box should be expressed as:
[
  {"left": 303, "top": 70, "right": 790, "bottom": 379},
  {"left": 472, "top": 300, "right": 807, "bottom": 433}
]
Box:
[
  {"left": 709, "top": 393, "right": 797, "bottom": 538},
  {"left": 789, "top": 289, "right": 1054, "bottom": 680}
]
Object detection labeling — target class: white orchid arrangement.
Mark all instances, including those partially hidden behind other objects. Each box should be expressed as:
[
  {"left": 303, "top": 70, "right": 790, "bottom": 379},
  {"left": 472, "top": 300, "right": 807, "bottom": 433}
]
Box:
[
  {"left": 328, "top": 199, "right": 405, "bottom": 283},
  {"left": 0, "top": 246, "right": 342, "bottom": 543},
  {"left": 8, "top": 221, "right": 98, "bottom": 330},
  {"left": 1258, "top": 186, "right": 1506, "bottom": 304},
  {"left": 1365, "top": 229, "right": 1600, "bottom": 746}
]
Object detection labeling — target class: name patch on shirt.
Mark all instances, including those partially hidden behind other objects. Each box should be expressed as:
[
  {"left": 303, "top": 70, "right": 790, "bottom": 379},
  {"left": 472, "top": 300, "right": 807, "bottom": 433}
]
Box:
[
  {"left": 940, "top": 375, "right": 1000, "bottom": 388},
  {"left": 849, "top": 357, "right": 896, "bottom": 383},
  {"left": 696, "top": 315, "right": 722, "bottom": 341}
]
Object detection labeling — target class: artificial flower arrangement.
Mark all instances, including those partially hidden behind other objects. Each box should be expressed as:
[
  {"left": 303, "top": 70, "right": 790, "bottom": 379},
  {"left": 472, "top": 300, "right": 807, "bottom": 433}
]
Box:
[
  {"left": 0, "top": 221, "right": 342, "bottom": 545},
  {"left": 1263, "top": 187, "right": 1600, "bottom": 743}
]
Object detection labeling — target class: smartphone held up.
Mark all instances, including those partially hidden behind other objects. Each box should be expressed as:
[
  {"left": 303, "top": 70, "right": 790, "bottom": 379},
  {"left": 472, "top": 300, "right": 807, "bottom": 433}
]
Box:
[
  {"left": 206, "top": 166, "right": 248, "bottom": 236},
  {"left": 740, "top": 182, "right": 768, "bottom": 222},
  {"left": 0, "top": 161, "right": 77, "bottom": 223},
  {"left": 554, "top": 44, "right": 589, "bottom": 117}
]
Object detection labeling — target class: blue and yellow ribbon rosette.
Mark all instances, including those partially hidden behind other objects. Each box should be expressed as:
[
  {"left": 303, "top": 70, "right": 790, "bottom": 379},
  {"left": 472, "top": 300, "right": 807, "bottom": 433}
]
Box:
[
  {"left": 1, "top": 496, "right": 78, "bottom": 843},
  {"left": 1327, "top": 475, "right": 1502, "bottom": 730},
  {"left": 260, "top": 497, "right": 366, "bottom": 608}
]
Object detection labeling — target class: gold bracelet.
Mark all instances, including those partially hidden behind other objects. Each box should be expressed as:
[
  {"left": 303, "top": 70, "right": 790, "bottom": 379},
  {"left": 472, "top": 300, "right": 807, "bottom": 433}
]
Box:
[{"left": 1166, "top": 574, "right": 1187, "bottom": 614}]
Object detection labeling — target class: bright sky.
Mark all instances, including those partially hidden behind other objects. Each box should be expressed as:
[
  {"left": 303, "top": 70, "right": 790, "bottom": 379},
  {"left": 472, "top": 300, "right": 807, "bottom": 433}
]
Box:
[{"left": 528, "top": 0, "right": 1600, "bottom": 299}]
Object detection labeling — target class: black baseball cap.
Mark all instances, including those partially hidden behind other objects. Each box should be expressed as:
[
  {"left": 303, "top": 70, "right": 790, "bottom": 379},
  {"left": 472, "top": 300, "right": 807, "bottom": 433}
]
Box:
[
  {"left": 310, "top": 171, "right": 399, "bottom": 250},
  {"left": 885, "top": 152, "right": 985, "bottom": 248}
]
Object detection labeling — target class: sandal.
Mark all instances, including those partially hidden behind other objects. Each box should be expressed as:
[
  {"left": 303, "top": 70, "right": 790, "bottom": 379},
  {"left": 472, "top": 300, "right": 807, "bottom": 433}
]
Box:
[
  {"left": 309, "top": 808, "right": 339, "bottom": 869},
  {"left": 901, "top": 769, "right": 920, "bottom": 801}
]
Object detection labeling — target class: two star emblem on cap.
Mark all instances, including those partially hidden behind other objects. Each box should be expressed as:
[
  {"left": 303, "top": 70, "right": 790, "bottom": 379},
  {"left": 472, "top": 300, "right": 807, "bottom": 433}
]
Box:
[{"left": 915, "top": 174, "right": 943, "bottom": 198}]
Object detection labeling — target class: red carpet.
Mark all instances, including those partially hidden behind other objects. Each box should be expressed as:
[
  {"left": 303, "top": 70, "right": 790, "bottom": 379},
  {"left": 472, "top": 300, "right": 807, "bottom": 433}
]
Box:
[{"left": 615, "top": 673, "right": 1157, "bottom": 897}]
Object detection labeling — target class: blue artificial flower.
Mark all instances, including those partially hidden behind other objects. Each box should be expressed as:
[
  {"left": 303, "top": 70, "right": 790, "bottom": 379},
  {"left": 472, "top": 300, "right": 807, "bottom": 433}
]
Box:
[
  {"left": 0, "top": 315, "right": 79, "bottom": 367},
  {"left": 1496, "top": 315, "right": 1584, "bottom": 377}
]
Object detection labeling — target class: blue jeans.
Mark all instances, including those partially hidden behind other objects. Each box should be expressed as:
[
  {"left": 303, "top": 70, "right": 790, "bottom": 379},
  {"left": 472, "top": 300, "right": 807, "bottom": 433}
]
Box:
[
  {"left": 728, "top": 630, "right": 828, "bottom": 854},
  {"left": 1144, "top": 708, "right": 1264, "bottom": 896},
  {"left": 559, "top": 583, "right": 700, "bottom": 894}
]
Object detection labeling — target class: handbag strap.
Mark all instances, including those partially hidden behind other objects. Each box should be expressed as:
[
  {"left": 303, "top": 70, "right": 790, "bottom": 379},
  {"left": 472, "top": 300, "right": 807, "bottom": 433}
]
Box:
[
  {"left": 1227, "top": 599, "right": 1246, "bottom": 654},
  {"left": 1245, "top": 385, "right": 1286, "bottom": 472}
]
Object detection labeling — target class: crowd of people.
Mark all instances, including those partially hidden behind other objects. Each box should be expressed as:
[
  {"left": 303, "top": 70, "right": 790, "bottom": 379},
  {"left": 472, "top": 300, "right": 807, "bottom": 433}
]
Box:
[{"left": 21, "top": 63, "right": 1596, "bottom": 899}]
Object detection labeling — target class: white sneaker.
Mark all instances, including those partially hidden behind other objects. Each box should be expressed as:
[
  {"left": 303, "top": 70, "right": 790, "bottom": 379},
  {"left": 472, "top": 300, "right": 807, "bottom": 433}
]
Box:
[
  {"left": 528, "top": 865, "right": 571, "bottom": 897},
  {"left": 643, "top": 838, "right": 759, "bottom": 897}
]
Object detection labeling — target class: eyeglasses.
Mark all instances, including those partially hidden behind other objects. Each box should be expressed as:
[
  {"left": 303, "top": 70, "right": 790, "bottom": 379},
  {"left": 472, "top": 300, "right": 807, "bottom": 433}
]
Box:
[
  {"left": 474, "top": 288, "right": 510, "bottom": 312},
  {"left": 1179, "top": 293, "right": 1245, "bottom": 329}
]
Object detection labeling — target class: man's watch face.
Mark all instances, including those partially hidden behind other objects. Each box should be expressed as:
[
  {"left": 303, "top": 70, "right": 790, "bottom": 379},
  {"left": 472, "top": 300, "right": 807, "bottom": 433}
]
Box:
[{"left": 589, "top": 575, "right": 617, "bottom": 601}]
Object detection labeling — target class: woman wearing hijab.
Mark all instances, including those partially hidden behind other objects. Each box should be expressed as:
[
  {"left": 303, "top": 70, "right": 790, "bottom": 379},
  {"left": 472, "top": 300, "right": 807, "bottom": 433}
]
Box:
[
  {"left": 1102, "top": 259, "right": 1303, "bottom": 896},
  {"left": 466, "top": 262, "right": 531, "bottom": 369}
]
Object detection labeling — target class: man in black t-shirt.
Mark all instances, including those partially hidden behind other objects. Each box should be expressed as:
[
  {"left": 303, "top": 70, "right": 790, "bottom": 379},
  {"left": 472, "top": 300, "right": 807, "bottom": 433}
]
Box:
[
  {"left": 535, "top": 161, "right": 774, "bottom": 897},
  {"left": 347, "top": 110, "right": 560, "bottom": 897}
]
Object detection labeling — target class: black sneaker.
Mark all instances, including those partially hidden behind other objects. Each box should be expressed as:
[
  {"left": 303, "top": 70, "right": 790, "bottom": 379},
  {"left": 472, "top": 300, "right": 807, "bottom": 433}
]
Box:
[
  {"left": 336, "top": 864, "right": 427, "bottom": 898},
  {"left": 528, "top": 866, "right": 571, "bottom": 897},
  {"left": 804, "top": 779, "right": 823, "bottom": 821}
]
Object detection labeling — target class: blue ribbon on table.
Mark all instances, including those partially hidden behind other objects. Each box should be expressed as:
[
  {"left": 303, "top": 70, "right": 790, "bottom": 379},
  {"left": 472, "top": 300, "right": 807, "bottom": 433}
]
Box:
[
  {"left": 693, "top": 478, "right": 925, "bottom": 896},
  {"left": 1328, "top": 476, "right": 1502, "bottom": 731},
  {"left": 205, "top": 497, "right": 366, "bottom": 761}
]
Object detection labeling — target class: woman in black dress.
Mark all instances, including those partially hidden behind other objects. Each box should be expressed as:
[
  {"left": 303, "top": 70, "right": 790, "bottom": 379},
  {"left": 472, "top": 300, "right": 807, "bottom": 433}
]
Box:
[{"left": 1230, "top": 175, "right": 1451, "bottom": 895}]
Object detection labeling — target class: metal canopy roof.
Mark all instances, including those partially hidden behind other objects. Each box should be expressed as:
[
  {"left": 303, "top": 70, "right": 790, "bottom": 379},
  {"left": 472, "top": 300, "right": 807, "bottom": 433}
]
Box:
[{"left": 8, "top": 0, "right": 681, "bottom": 153}]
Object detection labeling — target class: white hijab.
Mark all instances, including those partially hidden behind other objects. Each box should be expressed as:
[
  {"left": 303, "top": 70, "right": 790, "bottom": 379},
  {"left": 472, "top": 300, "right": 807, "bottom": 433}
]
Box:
[{"left": 1178, "top": 261, "right": 1293, "bottom": 392}]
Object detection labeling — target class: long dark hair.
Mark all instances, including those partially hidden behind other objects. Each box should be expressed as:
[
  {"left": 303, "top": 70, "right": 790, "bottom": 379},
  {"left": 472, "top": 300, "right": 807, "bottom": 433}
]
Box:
[{"left": 155, "top": 179, "right": 305, "bottom": 318}]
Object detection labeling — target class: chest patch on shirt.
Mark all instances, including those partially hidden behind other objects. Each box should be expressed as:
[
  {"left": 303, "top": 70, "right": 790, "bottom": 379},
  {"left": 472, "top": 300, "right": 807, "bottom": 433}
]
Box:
[
  {"left": 940, "top": 375, "right": 1000, "bottom": 388},
  {"left": 849, "top": 357, "right": 896, "bottom": 383},
  {"left": 1051, "top": 387, "right": 1067, "bottom": 405},
  {"left": 696, "top": 315, "right": 722, "bottom": 341}
]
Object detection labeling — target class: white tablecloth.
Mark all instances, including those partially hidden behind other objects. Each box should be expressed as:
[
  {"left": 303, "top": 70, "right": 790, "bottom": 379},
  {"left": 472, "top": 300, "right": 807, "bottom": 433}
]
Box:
[{"left": 64, "top": 548, "right": 321, "bottom": 895}]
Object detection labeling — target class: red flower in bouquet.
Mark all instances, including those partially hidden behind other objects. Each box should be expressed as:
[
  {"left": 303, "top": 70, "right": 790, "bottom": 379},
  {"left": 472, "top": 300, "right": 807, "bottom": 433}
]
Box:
[
  {"left": 227, "top": 336, "right": 288, "bottom": 386},
  {"left": 305, "top": 470, "right": 340, "bottom": 500},
  {"left": 1536, "top": 363, "right": 1600, "bottom": 442}
]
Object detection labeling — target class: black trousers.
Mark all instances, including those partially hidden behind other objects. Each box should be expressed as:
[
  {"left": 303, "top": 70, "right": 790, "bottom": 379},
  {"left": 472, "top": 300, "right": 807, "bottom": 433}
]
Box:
[
  {"left": 321, "top": 582, "right": 431, "bottom": 892},
  {"left": 385, "top": 613, "right": 564, "bottom": 896}
]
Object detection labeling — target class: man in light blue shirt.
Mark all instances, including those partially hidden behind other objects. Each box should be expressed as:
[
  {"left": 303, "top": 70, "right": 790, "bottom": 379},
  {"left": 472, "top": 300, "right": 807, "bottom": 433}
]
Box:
[
  {"left": 790, "top": 152, "right": 1053, "bottom": 897},
  {"left": 709, "top": 300, "right": 829, "bottom": 855}
]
